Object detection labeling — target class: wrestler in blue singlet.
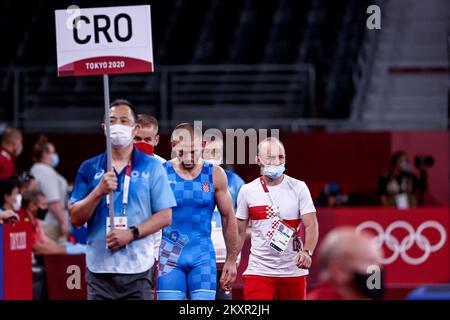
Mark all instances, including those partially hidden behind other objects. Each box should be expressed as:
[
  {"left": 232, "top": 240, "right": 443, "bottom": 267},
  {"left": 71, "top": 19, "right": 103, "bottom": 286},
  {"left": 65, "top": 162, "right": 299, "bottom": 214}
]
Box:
[{"left": 157, "top": 161, "right": 217, "bottom": 300}]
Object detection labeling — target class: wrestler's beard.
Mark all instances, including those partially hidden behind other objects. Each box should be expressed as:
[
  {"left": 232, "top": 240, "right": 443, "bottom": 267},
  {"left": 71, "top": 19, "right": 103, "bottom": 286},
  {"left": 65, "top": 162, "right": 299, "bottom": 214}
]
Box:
[
  {"left": 181, "top": 157, "right": 202, "bottom": 170},
  {"left": 181, "top": 161, "right": 195, "bottom": 169}
]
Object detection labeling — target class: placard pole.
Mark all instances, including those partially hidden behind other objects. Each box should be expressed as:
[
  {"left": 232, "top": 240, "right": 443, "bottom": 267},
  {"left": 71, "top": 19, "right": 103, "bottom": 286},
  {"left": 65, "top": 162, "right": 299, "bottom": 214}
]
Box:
[{"left": 103, "top": 74, "right": 115, "bottom": 231}]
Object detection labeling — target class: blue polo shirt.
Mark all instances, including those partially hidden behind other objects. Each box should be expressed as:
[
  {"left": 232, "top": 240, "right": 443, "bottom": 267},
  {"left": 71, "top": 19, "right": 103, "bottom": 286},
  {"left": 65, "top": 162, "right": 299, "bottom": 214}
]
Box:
[{"left": 70, "top": 147, "right": 176, "bottom": 274}]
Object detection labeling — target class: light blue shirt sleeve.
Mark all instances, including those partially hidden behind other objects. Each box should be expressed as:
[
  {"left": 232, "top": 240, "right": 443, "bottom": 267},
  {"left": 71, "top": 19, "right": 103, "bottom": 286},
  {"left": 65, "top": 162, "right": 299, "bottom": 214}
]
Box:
[
  {"left": 150, "top": 161, "right": 177, "bottom": 213},
  {"left": 226, "top": 170, "right": 246, "bottom": 210},
  {"left": 69, "top": 161, "right": 92, "bottom": 204}
]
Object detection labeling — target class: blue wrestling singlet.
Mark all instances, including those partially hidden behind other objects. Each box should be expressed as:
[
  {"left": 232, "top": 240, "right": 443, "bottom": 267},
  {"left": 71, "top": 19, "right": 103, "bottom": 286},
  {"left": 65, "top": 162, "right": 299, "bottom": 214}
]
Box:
[{"left": 157, "top": 161, "right": 217, "bottom": 300}]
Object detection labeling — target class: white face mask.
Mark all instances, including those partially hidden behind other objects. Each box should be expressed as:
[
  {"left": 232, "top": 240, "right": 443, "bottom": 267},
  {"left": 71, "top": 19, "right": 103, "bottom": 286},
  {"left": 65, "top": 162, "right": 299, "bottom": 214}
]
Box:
[
  {"left": 107, "top": 124, "right": 134, "bottom": 148},
  {"left": 262, "top": 162, "right": 285, "bottom": 179},
  {"left": 260, "top": 158, "right": 286, "bottom": 180},
  {"left": 15, "top": 144, "right": 23, "bottom": 156},
  {"left": 13, "top": 194, "right": 22, "bottom": 212},
  {"left": 205, "top": 159, "right": 223, "bottom": 166}
]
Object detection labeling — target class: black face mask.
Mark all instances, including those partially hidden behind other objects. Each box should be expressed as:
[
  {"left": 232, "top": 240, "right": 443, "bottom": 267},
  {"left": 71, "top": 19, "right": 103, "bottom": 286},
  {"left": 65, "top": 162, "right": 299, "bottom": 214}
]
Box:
[
  {"left": 353, "top": 269, "right": 385, "bottom": 300},
  {"left": 37, "top": 207, "right": 48, "bottom": 220}
]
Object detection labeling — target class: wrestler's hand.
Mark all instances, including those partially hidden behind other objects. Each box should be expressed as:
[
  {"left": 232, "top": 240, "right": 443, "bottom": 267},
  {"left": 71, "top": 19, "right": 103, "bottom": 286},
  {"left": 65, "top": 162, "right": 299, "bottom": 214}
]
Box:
[{"left": 220, "top": 259, "right": 237, "bottom": 291}]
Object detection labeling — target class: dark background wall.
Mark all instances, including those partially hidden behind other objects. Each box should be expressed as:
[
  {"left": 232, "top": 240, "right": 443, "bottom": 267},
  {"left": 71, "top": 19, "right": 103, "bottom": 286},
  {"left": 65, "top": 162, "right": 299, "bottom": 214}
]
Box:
[{"left": 16, "top": 130, "right": 449, "bottom": 206}]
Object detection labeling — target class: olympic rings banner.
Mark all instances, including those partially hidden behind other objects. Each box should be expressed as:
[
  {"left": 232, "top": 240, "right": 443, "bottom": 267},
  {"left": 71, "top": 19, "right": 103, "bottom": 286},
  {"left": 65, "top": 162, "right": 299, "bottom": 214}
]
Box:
[{"left": 314, "top": 207, "right": 450, "bottom": 285}]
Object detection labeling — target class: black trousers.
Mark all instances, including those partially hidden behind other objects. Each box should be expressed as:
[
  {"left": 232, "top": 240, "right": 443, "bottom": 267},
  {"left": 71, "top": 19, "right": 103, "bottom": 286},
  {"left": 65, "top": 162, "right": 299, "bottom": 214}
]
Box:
[{"left": 86, "top": 267, "right": 154, "bottom": 300}]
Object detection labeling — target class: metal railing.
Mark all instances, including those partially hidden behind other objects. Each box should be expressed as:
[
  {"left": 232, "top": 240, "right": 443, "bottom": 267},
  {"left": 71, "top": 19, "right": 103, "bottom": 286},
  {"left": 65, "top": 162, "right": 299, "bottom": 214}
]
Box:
[
  {"left": 1, "top": 64, "right": 321, "bottom": 132},
  {"left": 161, "top": 64, "right": 316, "bottom": 121}
]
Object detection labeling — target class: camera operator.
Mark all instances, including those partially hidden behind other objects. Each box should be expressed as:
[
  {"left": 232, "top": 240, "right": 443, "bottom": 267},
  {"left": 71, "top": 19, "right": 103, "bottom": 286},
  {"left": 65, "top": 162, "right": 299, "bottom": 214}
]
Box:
[
  {"left": 414, "top": 154, "right": 434, "bottom": 206},
  {"left": 377, "top": 151, "right": 431, "bottom": 209}
]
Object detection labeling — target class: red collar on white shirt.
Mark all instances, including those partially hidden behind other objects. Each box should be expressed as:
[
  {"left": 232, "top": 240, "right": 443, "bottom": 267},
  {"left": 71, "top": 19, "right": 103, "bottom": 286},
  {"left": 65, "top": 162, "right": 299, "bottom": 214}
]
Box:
[{"left": 0, "top": 148, "right": 13, "bottom": 161}]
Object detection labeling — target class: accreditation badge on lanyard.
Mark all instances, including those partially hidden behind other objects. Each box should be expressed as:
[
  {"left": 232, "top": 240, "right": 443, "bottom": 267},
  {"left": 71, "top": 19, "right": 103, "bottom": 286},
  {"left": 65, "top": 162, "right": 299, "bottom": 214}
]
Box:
[
  {"left": 259, "top": 177, "right": 295, "bottom": 254},
  {"left": 105, "top": 161, "right": 132, "bottom": 244}
]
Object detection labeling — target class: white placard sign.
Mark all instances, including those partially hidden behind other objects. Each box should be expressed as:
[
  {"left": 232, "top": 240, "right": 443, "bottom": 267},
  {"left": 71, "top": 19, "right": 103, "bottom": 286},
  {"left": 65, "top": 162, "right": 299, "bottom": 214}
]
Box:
[{"left": 55, "top": 5, "right": 153, "bottom": 76}]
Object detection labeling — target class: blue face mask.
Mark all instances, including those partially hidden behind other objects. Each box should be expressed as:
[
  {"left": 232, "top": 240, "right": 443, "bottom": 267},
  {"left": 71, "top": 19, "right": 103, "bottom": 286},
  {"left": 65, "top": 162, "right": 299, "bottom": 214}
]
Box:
[
  {"left": 262, "top": 162, "right": 285, "bottom": 180},
  {"left": 51, "top": 153, "right": 60, "bottom": 168},
  {"left": 400, "top": 161, "right": 410, "bottom": 173}
]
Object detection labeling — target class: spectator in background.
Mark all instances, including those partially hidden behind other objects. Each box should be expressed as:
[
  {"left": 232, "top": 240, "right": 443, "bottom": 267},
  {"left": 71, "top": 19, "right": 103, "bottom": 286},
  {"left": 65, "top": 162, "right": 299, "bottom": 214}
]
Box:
[
  {"left": 378, "top": 151, "right": 420, "bottom": 209},
  {"left": 19, "top": 172, "right": 38, "bottom": 193},
  {"left": 30, "top": 136, "right": 69, "bottom": 243},
  {"left": 0, "top": 127, "right": 23, "bottom": 179},
  {"left": 19, "top": 190, "right": 85, "bottom": 300},
  {"left": 0, "top": 209, "right": 19, "bottom": 224},
  {"left": 18, "top": 190, "right": 86, "bottom": 255},
  {"left": 8, "top": 172, "right": 39, "bottom": 213},
  {"left": 0, "top": 177, "right": 21, "bottom": 212},
  {"left": 307, "top": 227, "right": 384, "bottom": 300},
  {"left": 315, "top": 182, "right": 348, "bottom": 207}
]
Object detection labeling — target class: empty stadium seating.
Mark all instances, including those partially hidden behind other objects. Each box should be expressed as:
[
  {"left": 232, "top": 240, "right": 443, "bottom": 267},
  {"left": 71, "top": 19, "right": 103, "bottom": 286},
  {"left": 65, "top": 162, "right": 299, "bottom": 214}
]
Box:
[{"left": 0, "top": 0, "right": 373, "bottom": 131}]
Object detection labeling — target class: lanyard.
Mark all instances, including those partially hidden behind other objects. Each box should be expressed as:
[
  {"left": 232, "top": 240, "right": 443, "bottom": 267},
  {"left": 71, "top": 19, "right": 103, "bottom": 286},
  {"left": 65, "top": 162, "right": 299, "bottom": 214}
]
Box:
[
  {"left": 259, "top": 176, "right": 281, "bottom": 217},
  {"left": 106, "top": 160, "right": 132, "bottom": 216},
  {"left": 259, "top": 176, "right": 299, "bottom": 232}
]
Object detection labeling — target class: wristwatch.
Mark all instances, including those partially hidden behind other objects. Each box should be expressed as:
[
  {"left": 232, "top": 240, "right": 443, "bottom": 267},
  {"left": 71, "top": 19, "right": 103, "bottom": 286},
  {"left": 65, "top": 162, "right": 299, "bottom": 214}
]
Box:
[
  {"left": 129, "top": 226, "right": 140, "bottom": 240},
  {"left": 304, "top": 249, "right": 313, "bottom": 257}
]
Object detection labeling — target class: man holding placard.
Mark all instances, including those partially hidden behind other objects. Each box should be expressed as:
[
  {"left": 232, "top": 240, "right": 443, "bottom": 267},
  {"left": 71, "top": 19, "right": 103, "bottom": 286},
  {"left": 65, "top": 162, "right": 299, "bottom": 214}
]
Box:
[
  {"left": 69, "top": 100, "right": 176, "bottom": 300},
  {"left": 55, "top": 4, "right": 164, "bottom": 299}
]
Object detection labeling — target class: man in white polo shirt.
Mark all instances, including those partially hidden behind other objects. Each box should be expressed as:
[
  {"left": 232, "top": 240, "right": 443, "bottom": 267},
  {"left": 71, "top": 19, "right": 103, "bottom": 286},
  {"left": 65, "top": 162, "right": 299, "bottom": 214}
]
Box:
[{"left": 236, "top": 137, "right": 319, "bottom": 300}]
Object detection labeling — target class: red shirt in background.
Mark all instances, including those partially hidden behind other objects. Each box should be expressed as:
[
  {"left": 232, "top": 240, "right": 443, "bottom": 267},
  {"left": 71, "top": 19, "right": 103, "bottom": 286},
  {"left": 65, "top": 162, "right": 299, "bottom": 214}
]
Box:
[
  {"left": 307, "top": 281, "right": 345, "bottom": 300},
  {"left": 18, "top": 209, "right": 52, "bottom": 246},
  {"left": 0, "top": 147, "right": 16, "bottom": 179}
]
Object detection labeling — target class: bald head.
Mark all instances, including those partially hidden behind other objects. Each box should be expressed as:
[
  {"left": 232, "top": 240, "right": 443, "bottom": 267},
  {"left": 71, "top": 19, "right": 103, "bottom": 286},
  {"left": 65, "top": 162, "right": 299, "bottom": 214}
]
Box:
[
  {"left": 171, "top": 123, "right": 202, "bottom": 143},
  {"left": 171, "top": 123, "right": 204, "bottom": 169},
  {"left": 257, "top": 137, "right": 284, "bottom": 155},
  {"left": 1, "top": 127, "right": 23, "bottom": 156},
  {"left": 256, "top": 137, "right": 286, "bottom": 169},
  {"left": 319, "top": 227, "right": 383, "bottom": 277}
]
